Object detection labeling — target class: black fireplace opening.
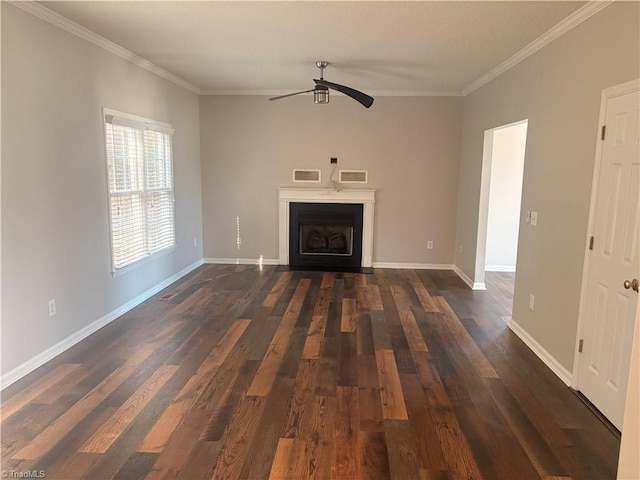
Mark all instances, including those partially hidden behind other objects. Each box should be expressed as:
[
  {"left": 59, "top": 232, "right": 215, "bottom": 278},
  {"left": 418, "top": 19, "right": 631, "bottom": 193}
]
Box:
[{"left": 289, "top": 202, "right": 363, "bottom": 269}]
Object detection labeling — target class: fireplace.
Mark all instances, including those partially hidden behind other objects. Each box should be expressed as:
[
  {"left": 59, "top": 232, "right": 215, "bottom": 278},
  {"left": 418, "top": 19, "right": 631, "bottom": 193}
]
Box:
[
  {"left": 278, "top": 188, "right": 375, "bottom": 268},
  {"left": 289, "top": 202, "right": 363, "bottom": 268}
]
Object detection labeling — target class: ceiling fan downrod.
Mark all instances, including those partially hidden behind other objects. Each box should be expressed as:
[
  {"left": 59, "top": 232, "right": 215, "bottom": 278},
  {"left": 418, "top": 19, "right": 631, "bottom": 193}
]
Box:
[{"left": 316, "top": 61, "right": 329, "bottom": 80}]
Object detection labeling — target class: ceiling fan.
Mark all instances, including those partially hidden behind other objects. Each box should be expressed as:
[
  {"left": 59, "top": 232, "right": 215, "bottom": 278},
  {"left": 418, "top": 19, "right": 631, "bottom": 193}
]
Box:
[{"left": 269, "top": 61, "right": 374, "bottom": 109}]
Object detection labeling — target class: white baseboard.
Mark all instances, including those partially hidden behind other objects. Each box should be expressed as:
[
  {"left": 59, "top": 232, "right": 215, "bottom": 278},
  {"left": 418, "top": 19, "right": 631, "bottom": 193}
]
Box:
[
  {"left": 204, "top": 257, "right": 279, "bottom": 265},
  {"left": 485, "top": 265, "right": 516, "bottom": 272},
  {"left": 508, "top": 317, "right": 573, "bottom": 386},
  {"left": 0, "top": 259, "right": 204, "bottom": 390},
  {"left": 205, "top": 259, "right": 457, "bottom": 271},
  {"left": 205, "top": 259, "right": 454, "bottom": 271},
  {"left": 204, "top": 259, "right": 482, "bottom": 295},
  {"left": 371, "top": 262, "right": 454, "bottom": 270},
  {"left": 204, "top": 260, "right": 477, "bottom": 290},
  {"left": 452, "top": 265, "right": 486, "bottom": 290},
  {"left": 452, "top": 265, "right": 473, "bottom": 288}
]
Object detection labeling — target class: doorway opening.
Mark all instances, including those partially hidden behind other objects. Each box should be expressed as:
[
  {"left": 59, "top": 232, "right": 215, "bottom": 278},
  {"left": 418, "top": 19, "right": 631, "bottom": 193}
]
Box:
[{"left": 475, "top": 120, "right": 528, "bottom": 319}]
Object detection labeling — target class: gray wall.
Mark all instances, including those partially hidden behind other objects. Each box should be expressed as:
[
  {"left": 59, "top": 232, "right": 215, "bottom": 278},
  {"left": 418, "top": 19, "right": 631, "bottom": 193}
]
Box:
[
  {"left": 200, "top": 95, "right": 463, "bottom": 265},
  {"left": 454, "top": 1, "right": 640, "bottom": 371},
  {"left": 3, "top": 0, "right": 638, "bottom": 387},
  {"left": 1, "top": 4, "right": 203, "bottom": 376}
]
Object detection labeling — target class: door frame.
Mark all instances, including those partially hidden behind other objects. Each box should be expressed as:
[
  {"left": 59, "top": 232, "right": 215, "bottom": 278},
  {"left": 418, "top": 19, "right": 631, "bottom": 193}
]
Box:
[
  {"left": 572, "top": 78, "right": 640, "bottom": 389},
  {"left": 474, "top": 119, "right": 528, "bottom": 290}
]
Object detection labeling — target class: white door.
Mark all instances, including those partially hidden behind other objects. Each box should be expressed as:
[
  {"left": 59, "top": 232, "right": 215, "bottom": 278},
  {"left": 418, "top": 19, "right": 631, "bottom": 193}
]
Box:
[{"left": 579, "top": 84, "right": 640, "bottom": 430}]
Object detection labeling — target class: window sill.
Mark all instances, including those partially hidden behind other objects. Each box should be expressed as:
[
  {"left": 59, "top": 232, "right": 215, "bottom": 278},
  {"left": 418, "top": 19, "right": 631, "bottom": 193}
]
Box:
[{"left": 111, "top": 245, "right": 176, "bottom": 278}]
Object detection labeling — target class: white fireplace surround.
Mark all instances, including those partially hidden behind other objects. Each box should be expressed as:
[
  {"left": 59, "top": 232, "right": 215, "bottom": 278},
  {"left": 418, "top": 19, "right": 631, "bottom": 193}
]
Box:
[{"left": 278, "top": 188, "right": 375, "bottom": 267}]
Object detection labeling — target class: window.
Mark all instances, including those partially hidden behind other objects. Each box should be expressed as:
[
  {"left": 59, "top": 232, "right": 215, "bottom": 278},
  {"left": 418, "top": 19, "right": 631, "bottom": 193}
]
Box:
[{"left": 104, "top": 110, "right": 175, "bottom": 273}]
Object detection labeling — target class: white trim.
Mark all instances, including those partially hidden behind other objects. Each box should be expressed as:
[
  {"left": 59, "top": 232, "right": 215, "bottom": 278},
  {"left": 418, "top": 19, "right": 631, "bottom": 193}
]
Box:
[
  {"left": 9, "top": 0, "right": 612, "bottom": 100},
  {"left": 103, "top": 108, "right": 176, "bottom": 274},
  {"left": 366, "top": 90, "right": 463, "bottom": 98},
  {"left": 110, "top": 246, "right": 176, "bottom": 278},
  {"left": 278, "top": 188, "right": 375, "bottom": 268},
  {"left": 293, "top": 169, "right": 321, "bottom": 183},
  {"left": 485, "top": 265, "right": 516, "bottom": 273},
  {"left": 509, "top": 317, "right": 573, "bottom": 386},
  {"left": 104, "top": 108, "right": 174, "bottom": 135},
  {"left": 204, "top": 257, "right": 279, "bottom": 266},
  {"left": 474, "top": 129, "right": 495, "bottom": 289},
  {"left": 9, "top": 1, "right": 200, "bottom": 95},
  {"left": 0, "top": 1, "right": 3, "bottom": 389},
  {"left": 339, "top": 170, "right": 368, "bottom": 184},
  {"left": 372, "top": 262, "right": 453, "bottom": 270},
  {"left": 475, "top": 120, "right": 528, "bottom": 290},
  {"left": 573, "top": 78, "right": 640, "bottom": 388},
  {"left": 463, "top": 1, "right": 614, "bottom": 95},
  {"left": 453, "top": 265, "right": 473, "bottom": 288},
  {"left": 205, "top": 258, "right": 456, "bottom": 270},
  {"left": 0, "top": 259, "right": 204, "bottom": 390},
  {"left": 201, "top": 89, "right": 464, "bottom": 97},
  {"left": 452, "top": 265, "right": 486, "bottom": 290}
]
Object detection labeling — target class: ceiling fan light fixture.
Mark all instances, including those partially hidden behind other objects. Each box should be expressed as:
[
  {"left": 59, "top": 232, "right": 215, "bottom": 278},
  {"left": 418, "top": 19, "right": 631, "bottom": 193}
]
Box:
[
  {"left": 313, "top": 87, "right": 329, "bottom": 104},
  {"left": 269, "top": 61, "right": 373, "bottom": 108}
]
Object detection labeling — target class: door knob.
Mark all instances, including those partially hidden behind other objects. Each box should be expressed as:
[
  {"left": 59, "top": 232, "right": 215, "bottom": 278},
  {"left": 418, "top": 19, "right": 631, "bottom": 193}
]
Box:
[{"left": 623, "top": 279, "right": 639, "bottom": 293}]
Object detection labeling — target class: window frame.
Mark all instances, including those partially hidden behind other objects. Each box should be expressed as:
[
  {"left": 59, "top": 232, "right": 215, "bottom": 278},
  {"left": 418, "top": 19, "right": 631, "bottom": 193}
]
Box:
[{"left": 102, "top": 108, "right": 176, "bottom": 276}]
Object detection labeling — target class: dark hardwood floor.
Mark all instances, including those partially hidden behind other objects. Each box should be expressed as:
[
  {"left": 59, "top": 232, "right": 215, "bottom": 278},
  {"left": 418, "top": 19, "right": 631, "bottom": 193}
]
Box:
[
  {"left": 1, "top": 265, "right": 620, "bottom": 479},
  {"left": 484, "top": 271, "right": 515, "bottom": 318}
]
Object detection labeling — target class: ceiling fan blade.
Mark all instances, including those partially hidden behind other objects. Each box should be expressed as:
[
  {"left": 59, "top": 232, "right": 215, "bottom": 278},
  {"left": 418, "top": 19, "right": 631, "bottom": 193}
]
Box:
[
  {"left": 269, "top": 89, "right": 315, "bottom": 101},
  {"left": 314, "top": 79, "right": 374, "bottom": 108}
]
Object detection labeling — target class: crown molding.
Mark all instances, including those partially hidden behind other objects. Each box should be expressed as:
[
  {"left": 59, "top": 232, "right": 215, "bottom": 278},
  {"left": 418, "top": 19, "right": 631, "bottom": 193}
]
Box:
[
  {"left": 201, "top": 89, "right": 315, "bottom": 97},
  {"left": 200, "top": 89, "right": 463, "bottom": 97},
  {"left": 9, "top": 0, "right": 201, "bottom": 95},
  {"left": 11, "top": 0, "right": 613, "bottom": 100},
  {"left": 462, "top": 0, "right": 614, "bottom": 96},
  {"left": 365, "top": 90, "right": 463, "bottom": 97}
]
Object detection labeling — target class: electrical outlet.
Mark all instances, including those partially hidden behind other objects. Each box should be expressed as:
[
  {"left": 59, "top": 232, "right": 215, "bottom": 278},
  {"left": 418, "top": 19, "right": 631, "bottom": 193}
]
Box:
[
  {"left": 193, "top": 237, "right": 197, "bottom": 247},
  {"left": 48, "top": 299, "right": 56, "bottom": 317},
  {"left": 525, "top": 211, "right": 531, "bottom": 222},
  {"left": 530, "top": 211, "right": 538, "bottom": 226},
  {"left": 427, "top": 241, "right": 434, "bottom": 250},
  {"left": 529, "top": 294, "right": 535, "bottom": 310},
  {"left": 459, "top": 245, "right": 463, "bottom": 253}
]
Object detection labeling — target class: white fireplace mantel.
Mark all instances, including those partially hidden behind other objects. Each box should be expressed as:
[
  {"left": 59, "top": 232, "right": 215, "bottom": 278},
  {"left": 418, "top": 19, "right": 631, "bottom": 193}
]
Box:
[{"left": 278, "top": 187, "right": 376, "bottom": 267}]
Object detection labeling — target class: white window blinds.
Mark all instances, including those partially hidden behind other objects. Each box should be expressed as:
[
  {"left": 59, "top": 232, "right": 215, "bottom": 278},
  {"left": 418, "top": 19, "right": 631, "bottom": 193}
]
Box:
[{"left": 104, "top": 111, "right": 175, "bottom": 272}]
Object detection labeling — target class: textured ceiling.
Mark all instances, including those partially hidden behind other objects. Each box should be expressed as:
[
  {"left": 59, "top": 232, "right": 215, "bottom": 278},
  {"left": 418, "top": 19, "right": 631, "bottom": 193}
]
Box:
[{"left": 40, "top": 1, "right": 586, "bottom": 95}]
